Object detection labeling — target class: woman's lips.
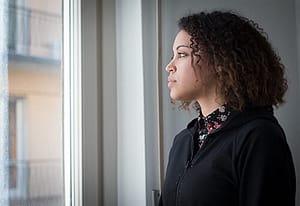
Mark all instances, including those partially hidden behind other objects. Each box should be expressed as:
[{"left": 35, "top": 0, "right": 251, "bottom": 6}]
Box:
[{"left": 168, "top": 77, "right": 176, "bottom": 87}]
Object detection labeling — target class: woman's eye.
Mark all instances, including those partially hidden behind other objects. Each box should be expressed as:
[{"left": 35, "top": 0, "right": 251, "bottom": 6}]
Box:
[{"left": 178, "top": 52, "right": 186, "bottom": 58}]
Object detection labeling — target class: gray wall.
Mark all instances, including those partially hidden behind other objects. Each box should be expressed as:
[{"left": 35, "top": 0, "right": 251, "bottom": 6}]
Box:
[
  {"left": 160, "top": 0, "right": 300, "bottom": 204},
  {"left": 101, "top": 0, "right": 117, "bottom": 205}
]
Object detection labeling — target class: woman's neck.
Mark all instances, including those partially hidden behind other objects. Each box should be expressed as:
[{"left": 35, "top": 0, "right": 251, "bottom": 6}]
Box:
[{"left": 197, "top": 97, "right": 224, "bottom": 117}]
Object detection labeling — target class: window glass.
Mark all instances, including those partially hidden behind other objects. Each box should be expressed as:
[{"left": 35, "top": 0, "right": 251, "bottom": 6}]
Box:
[{"left": 6, "top": 0, "right": 63, "bottom": 205}]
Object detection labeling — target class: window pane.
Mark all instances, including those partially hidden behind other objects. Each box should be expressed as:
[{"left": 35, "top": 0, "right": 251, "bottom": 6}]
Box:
[{"left": 7, "top": 0, "right": 63, "bottom": 205}]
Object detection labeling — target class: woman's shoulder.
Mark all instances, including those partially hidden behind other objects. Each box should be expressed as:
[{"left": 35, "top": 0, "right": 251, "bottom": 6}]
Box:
[
  {"left": 236, "top": 113, "right": 284, "bottom": 138},
  {"left": 171, "top": 117, "right": 198, "bottom": 146},
  {"left": 228, "top": 107, "right": 283, "bottom": 137},
  {"left": 232, "top": 113, "right": 288, "bottom": 155}
]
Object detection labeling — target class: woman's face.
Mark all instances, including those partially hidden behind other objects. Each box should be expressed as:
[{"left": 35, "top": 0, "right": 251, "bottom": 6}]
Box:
[{"left": 166, "top": 30, "right": 217, "bottom": 103}]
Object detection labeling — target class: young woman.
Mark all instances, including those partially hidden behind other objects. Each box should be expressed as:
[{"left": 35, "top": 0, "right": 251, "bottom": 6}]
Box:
[{"left": 160, "top": 11, "right": 296, "bottom": 206}]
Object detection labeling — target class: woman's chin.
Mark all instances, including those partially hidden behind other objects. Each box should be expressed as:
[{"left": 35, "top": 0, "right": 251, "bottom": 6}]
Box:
[
  {"left": 170, "top": 93, "right": 185, "bottom": 101},
  {"left": 169, "top": 92, "right": 179, "bottom": 100}
]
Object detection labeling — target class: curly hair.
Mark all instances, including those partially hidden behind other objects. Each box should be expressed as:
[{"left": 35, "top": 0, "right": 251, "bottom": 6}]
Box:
[{"left": 177, "top": 10, "right": 288, "bottom": 111}]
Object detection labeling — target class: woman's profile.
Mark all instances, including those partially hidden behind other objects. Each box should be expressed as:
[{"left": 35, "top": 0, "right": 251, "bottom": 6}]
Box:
[{"left": 159, "top": 10, "right": 296, "bottom": 206}]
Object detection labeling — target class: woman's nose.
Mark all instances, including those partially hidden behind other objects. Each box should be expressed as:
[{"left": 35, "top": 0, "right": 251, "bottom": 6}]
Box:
[{"left": 165, "top": 60, "right": 175, "bottom": 73}]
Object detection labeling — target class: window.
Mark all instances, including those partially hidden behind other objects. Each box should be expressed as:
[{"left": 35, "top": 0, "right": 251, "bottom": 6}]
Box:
[
  {"left": 8, "top": 97, "right": 27, "bottom": 201},
  {"left": 1, "top": 0, "right": 101, "bottom": 205},
  {"left": 4, "top": 0, "right": 64, "bottom": 205}
]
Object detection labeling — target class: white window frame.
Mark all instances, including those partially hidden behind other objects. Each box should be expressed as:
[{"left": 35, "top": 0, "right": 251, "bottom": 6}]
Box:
[
  {"left": 63, "top": 0, "right": 81, "bottom": 205},
  {"left": 63, "top": 0, "right": 101, "bottom": 205}
]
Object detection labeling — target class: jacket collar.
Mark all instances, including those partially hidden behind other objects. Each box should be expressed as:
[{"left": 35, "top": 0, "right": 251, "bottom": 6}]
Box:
[{"left": 187, "top": 106, "right": 276, "bottom": 134}]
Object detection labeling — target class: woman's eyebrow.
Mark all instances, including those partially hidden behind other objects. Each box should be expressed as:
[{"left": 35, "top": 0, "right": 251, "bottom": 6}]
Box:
[{"left": 176, "top": 45, "right": 189, "bottom": 50}]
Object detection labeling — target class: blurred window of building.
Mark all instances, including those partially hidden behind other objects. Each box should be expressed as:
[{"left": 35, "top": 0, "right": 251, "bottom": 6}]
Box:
[{"left": 5, "top": 0, "right": 63, "bottom": 205}]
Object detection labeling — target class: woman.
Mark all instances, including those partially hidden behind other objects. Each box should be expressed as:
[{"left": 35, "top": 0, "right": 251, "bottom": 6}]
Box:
[{"left": 160, "top": 11, "right": 296, "bottom": 206}]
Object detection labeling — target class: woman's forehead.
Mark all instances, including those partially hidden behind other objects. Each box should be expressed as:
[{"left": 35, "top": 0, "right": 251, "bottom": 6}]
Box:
[{"left": 173, "top": 30, "right": 191, "bottom": 48}]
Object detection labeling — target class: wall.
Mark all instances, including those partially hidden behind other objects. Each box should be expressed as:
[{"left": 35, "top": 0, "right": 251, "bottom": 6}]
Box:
[
  {"left": 295, "top": 0, "right": 300, "bottom": 204},
  {"left": 116, "top": 0, "right": 147, "bottom": 205},
  {"left": 101, "top": 0, "right": 117, "bottom": 205},
  {"left": 27, "top": 0, "right": 62, "bottom": 60},
  {"left": 102, "top": 0, "right": 161, "bottom": 205},
  {"left": 8, "top": 61, "right": 62, "bottom": 198},
  {"left": 295, "top": 1, "right": 300, "bottom": 204},
  {"left": 141, "top": 0, "right": 161, "bottom": 205},
  {"left": 8, "top": 61, "right": 61, "bottom": 161},
  {"left": 28, "top": 0, "right": 61, "bottom": 14},
  {"left": 160, "top": 0, "right": 300, "bottom": 204}
]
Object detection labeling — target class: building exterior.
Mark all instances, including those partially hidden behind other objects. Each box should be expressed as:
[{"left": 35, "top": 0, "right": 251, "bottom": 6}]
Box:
[{"left": 8, "top": 0, "right": 63, "bottom": 205}]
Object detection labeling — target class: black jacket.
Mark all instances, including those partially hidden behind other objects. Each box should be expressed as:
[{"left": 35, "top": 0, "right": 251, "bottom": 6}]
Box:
[{"left": 160, "top": 107, "right": 295, "bottom": 206}]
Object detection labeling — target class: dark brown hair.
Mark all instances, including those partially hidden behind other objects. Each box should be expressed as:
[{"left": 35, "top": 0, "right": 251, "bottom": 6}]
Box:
[{"left": 177, "top": 10, "right": 287, "bottom": 111}]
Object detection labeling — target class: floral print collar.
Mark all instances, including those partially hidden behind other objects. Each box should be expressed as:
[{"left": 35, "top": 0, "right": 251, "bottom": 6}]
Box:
[
  {"left": 198, "top": 104, "right": 232, "bottom": 134},
  {"left": 196, "top": 104, "right": 232, "bottom": 149}
]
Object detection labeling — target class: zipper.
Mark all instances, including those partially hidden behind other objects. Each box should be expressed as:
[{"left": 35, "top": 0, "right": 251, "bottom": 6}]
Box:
[
  {"left": 175, "top": 122, "right": 216, "bottom": 205},
  {"left": 174, "top": 112, "right": 237, "bottom": 205},
  {"left": 174, "top": 123, "right": 215, "bottom": 205},
  {"left": 175, "top": 160, "right": 192, "bottom": 206}
]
